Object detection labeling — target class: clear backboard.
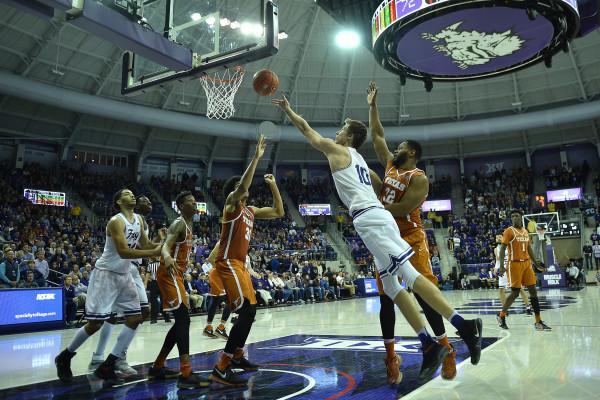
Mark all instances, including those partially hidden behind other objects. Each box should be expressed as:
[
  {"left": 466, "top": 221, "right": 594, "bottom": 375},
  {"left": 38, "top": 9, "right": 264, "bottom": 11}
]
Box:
[
  {"left": 523, "top": 212, "right": 560, "bottom": 236},
  {"left": 121, "top": 0, "right": 278, "bottom": 95}
]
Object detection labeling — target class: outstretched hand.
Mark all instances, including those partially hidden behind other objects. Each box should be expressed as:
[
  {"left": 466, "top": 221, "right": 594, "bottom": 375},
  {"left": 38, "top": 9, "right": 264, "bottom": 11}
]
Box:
[
  {"left": 367, "top": 81, "right": 378, "bottom": 106},
  {"left": 255, "top": 134, "right": 267, "bottom": 160},
  {"left": 271, "top": 95, "right": 291, "bottom": 111},
  {"left": 264, "top": 174, "right": 276, "bottom": 186}
]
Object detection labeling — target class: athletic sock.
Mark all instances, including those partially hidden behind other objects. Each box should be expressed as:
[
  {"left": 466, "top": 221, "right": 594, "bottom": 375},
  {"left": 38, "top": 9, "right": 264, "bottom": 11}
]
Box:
[
  {"left": 437, "top": 335, "right": 451, "bottom": 350},
  {"left": 384, "top": 339, "right": 395, "bottom": 359},
  {"left": 110, "top": 325, "right": 137, "bottom": 359},
  {"left": 448, "top": 311, "right": 465, "bottom": 331},
  {"left": 67, "top": 326, "right": 91, "bottom": 353},
  {"left": 180, "top": 360, "right": 192, "bottom": 378},
  {"left": 417, "top": 328, "right": 436, "bottom": 348},
  {"left": 216, "top": 353, "right": 232, "bottom": 371},
  {"left": 535, "top": 314, "right": 542, "bottom": 323},
  {"left": 94, "top": 322, "right": 114, "bottom": 359}
]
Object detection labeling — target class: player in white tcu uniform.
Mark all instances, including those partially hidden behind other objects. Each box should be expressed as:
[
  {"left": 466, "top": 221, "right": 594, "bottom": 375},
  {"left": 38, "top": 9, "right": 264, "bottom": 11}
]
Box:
[
  {"left": 493, "top": 235, "right": 532, "bottom": 315},
  {"left": 88, "top": 195, "right": 166, "bottom": 374},
  {"left": 274, "top": 96, "right": 483, "bottom": 379},
  {"left": 55, "top": 189, "right": 162, "bottom": 384}
]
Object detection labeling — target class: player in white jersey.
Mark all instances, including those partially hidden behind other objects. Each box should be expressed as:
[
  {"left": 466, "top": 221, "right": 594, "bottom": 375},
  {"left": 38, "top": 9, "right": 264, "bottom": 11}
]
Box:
[
  {"left": 274, "top": 96, "right": 483, "bottom": 379},
  {"left": 88, "top": 195, "right": 166, "bottom": 374},
  {"left": 55, "top": 189, "right": 162, "bottom": 384},
  {"left": 493, "top": 235, "right": 532, "bottom": 315}
]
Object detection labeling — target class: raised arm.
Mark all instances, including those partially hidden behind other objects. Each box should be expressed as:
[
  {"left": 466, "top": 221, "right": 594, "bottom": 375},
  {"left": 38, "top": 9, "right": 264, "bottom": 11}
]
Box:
[
  {"left": 272, "top": 96, "right": 338, "bottom": 155},
  {"left": 108, "top": 217, "right": 162, "bottom": 259},
  {"left": 227, "top": 135, "right": 267, "bottom": 209},
  {"left": 251, "top": 174, "right": 285, "bottom": 219},
  {"left": 367, "top": 82, "right": 393, "bottom": 167},
  {"left": 384, "top": 174, "right": 428, "bottom": 217}
]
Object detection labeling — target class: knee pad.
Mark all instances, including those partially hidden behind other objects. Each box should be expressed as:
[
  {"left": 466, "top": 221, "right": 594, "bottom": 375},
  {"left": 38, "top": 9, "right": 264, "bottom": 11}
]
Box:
[{"left": 380, "top": 274, "right": 403, "bottom": 301}]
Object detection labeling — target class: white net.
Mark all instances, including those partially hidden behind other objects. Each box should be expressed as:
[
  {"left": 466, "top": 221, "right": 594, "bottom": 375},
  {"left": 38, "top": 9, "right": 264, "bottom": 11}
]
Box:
[{"left": 199, "top": 66, "right": 245, "bottom": 119}]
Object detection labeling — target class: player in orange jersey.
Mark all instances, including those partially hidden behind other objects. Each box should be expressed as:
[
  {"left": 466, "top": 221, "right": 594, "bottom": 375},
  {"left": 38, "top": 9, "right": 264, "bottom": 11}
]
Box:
[
  {"left": 209, "top": 135, "right": 285, "bottom": 387},
  {"left": 368, "top": 81, "right": 456, "bottom": 383},
  {"left": 202, "top": 243, "right": 231, "bottom": 340},
  {"left": 150, "top": 190, "right": 209, "bottom": 389},
  {"left": 497, "top": 210, "right": 551, "bottom": 331}
]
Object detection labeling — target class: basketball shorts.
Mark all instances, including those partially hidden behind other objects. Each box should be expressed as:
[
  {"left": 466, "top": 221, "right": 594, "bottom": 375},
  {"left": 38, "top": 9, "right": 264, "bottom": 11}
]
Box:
[
  {"left": 208, "top": 268, "right": 226, "bottom": 297},
  {"left": 215, "top": 259, "right": 256, "bottom": 312},
  {"left": 110, "top": 264, "right": 149, "bottom": 317},
  {"left": 352, "top": 207, "right": 420, "bottom": 288},
  {"left": 375, "top": 228, "right": 435, "bottom": 294},
  {"left": 507, "top": 260, "right": 536, "bottom": 289},
  {"left": 85, "top": 269, "right": 141, "bottom": 320},
  {"left": 156, "top": 266, "right": 189, "bottom": 311}
]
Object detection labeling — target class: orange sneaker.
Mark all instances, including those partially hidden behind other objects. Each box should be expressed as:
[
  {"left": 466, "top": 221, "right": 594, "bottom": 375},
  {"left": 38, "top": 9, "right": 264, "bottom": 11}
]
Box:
[
  {"left": 441, "top": 344, "right": 457, "bottom": 380},
  {"left": 384, "top": 354, "right": 403, "bottom": 385}
]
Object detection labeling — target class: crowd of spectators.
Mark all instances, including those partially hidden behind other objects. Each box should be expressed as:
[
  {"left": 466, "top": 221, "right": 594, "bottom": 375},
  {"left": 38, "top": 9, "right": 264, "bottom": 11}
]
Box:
[{"left": 543, "top": 161, "right": 589, "bottom": 189}]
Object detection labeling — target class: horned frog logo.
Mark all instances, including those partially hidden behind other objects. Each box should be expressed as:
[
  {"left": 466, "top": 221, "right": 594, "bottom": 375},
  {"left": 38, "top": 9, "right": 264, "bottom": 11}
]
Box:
[{"left": 421, "top": 21, "right": 525, "bottom": 70}]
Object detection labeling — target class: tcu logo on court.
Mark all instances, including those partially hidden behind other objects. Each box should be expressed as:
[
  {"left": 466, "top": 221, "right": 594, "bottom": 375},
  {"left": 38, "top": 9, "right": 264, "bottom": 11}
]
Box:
[{"left": 421, "top": 21, "right": 525, "bottom": 69}]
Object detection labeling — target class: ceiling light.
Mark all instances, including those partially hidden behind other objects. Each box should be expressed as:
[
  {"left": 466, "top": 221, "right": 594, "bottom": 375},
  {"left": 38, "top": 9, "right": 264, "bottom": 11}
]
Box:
[
  {"left": 240, "top": 22, "right": 252, "bottom": 35},
  {"left": 278, "top": 31, "right": 288, "bottom": 39},
  {"left": 220, "top": 18, "right": 230, "bottom": 27},
  {"left": 190, "top": 13, "right": 201, "bottom": 21},
  {"left": 335, "top": 30, "right": 360, "bottom": 49},
  {"left": 206, "top": 16, "right": 216, "bottom": 26},
  {"left": 230, "top": 21, "right": 240, "bottom": 29}
]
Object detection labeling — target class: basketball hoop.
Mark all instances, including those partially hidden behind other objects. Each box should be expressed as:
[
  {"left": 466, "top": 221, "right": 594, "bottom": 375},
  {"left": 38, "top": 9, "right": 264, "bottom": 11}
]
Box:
[{"left": 199, "top": 66, "right": 245, "bottom": 119}]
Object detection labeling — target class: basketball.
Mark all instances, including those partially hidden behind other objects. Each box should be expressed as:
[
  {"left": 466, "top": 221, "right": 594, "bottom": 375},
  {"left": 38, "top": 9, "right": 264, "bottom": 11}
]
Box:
[{"left": 252, "top": 69, "right": 279, "bottom": 96}]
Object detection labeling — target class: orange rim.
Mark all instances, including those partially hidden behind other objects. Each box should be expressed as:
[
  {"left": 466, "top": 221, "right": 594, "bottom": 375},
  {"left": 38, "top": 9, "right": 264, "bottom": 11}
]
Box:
[{"left": 200, "top": 66, "right": 245, "bottom": 84}]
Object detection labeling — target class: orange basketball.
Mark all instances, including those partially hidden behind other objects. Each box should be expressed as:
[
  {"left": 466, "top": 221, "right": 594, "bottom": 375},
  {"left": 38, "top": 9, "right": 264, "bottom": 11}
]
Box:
[{"left": 252, "top": 69, "right": 279, "bottom": 96}]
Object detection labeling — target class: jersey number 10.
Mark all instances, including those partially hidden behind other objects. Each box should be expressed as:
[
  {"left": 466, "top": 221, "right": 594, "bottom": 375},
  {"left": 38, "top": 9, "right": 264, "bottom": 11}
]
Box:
[{"left": 355, "top": 165, "right": 372, "bottom": 185}]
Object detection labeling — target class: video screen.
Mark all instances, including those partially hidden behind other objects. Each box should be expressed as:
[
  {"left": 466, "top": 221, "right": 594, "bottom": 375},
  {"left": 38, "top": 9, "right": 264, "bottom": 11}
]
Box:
[
  {"left": 23, "top": 189, "right": 66, "bottom": 207},
  {"left": 546, "top": 188, "right": 582, "bottom": 202},
  {"left": 299, "top": 204, "right": 331, "bottom": 216},
  {"left": 422, "top": 199, "right": 452, "bottom": 212}
]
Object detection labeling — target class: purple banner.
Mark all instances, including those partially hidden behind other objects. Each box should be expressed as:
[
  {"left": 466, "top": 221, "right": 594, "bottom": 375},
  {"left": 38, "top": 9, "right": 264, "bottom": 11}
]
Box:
[
  {"left": 422, "top": 199, "right": 452, "bottom": 212},
  {"left": 546, "top": 188, "right": 582, "bottom": 202}
]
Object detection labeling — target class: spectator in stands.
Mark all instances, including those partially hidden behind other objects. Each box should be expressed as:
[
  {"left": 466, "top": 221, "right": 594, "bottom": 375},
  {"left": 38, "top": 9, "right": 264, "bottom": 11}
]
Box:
[
  {"left": 593, "top": 242, "right": 600, "bottom": 270},
  {"left": 72, "top": 275, "right": 87, "bottom": 308},
  {"left": 566, "top": 260, "right": 580, "bottom": 288},
  {"left": 0, "top": 249, "right": 19, "bottom": 288},
  {"left": 184, "top": 273, "right": 203, "bottom": 312},
  {"left": 329, "top": 273, "right": 341, "bottom": 299},
  {"left": 63, "top": 275, "right": 77, "bottom": 325},
  {"left": 253, "top": 273, "right": 273, "bottom": 306},
  {"left": 21, "top": 259, "right": 45, "bottom": 287},
  {"left": 583, "top": 241, "right": 593, "bottom": 270},
  {"left": 339, "top": 272, "right": 356, "bottom": 297},
  {"left": 284, "top": 273, "right": 301, "bottom": 302},
  {"left": 478, "top": 268, "right": 490, "bottom": 289},
  {"left": 21, "top": 244, "right": 34, "bottom": 261},
  {"left": 34, "top": 250, "right": 49, "bottom": 286},
  {"left": 18, "top": 271, "right": 39, "bottom": 288},
  {"left": 80, "top": 270, "right": 90, "bottom": 286}
]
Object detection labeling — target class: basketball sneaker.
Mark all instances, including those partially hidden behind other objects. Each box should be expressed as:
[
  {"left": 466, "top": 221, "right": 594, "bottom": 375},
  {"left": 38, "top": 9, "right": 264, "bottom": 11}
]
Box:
[
  {"left": 55, "top": 349, "right": 76, "bottom": 383},
  {"left": 209, "top": 366, "right": 248, "bottom": 387},
  {"left": 384, "top": 353, "right": 403, "bottom": 385},
  {"left": 203, "top": 326, "right": 217, "bottom": 338},
  {"left": 526, "top": 305, "right": 533, "bottom": 316},
  {"left": 418, "top": 342, "right": 449, "bottom": 380},
  {"left": 457, "top": 318, "right": 483, "bottom": 365},
  {"left": 115, "top": 357, "right": 137, "bottom": 375},
  {"left": 534, "top": 321, "right": 552, "bottom": 331},
  {"left": 148, "top": 366, "right": 180, "bottom": 380},
  {"left": 177, "top": 373, "right": 210, "bottom": 389},
  {"left": 215, "top": 325, "right": 229, "bottom": 340},
  {"left": 88, "top": 357, "right": 103, "bottom": 372},
  {"left": 441, "top": 344, "right": 457, "bottom": 380},
  {"left": 94, "top": 363, "right": 124, "bottom": 384},
  {"left": 497, "top": 313, "right": 509, "bottom": 330}
]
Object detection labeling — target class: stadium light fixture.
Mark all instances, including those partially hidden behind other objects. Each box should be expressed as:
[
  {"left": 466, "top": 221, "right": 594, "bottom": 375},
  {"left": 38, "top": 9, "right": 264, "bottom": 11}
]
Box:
[{"left": 335, "top": 31, "right": 360, "bottom": 49}]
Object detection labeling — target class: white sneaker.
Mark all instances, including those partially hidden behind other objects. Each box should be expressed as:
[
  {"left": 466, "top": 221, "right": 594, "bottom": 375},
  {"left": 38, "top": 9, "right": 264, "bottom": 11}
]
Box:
[
  {"left": 88, "top": 358, "right": 103, "bottom": 372},
  {"left": 115, "top": 358, "right": 137, "bottom": 375}
]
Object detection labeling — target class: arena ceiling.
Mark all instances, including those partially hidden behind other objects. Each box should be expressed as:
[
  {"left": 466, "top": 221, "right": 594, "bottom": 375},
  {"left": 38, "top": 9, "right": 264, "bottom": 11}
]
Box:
[{"left": 0, "top": 0, "right": 599, "bottom": 163}]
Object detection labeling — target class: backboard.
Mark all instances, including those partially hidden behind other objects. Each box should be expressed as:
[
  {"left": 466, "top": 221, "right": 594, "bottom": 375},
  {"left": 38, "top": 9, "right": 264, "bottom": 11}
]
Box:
[
  {"left": 523, "top": 212, "right": 560, "bottom": 235},
  {"left": 121, "top": 0, "right": 278, "bottom": 95}
]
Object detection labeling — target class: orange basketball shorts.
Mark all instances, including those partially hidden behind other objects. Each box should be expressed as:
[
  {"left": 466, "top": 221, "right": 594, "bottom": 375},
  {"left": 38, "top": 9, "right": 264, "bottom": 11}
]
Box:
[
  {"left": 507, "top": 260, "right": 536, "bottom": 289},
  {"left": 156, "top": 266, "right": 189, "bottom": 311},
  {"left": 376, "top": 229, "right": 436, "bottom": 294},
  {"left": 208, "top": 267, "right": 226, "bottom": 296},
  {"left": 215, "top": 259, "right": 256, "bottom": 311}
]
